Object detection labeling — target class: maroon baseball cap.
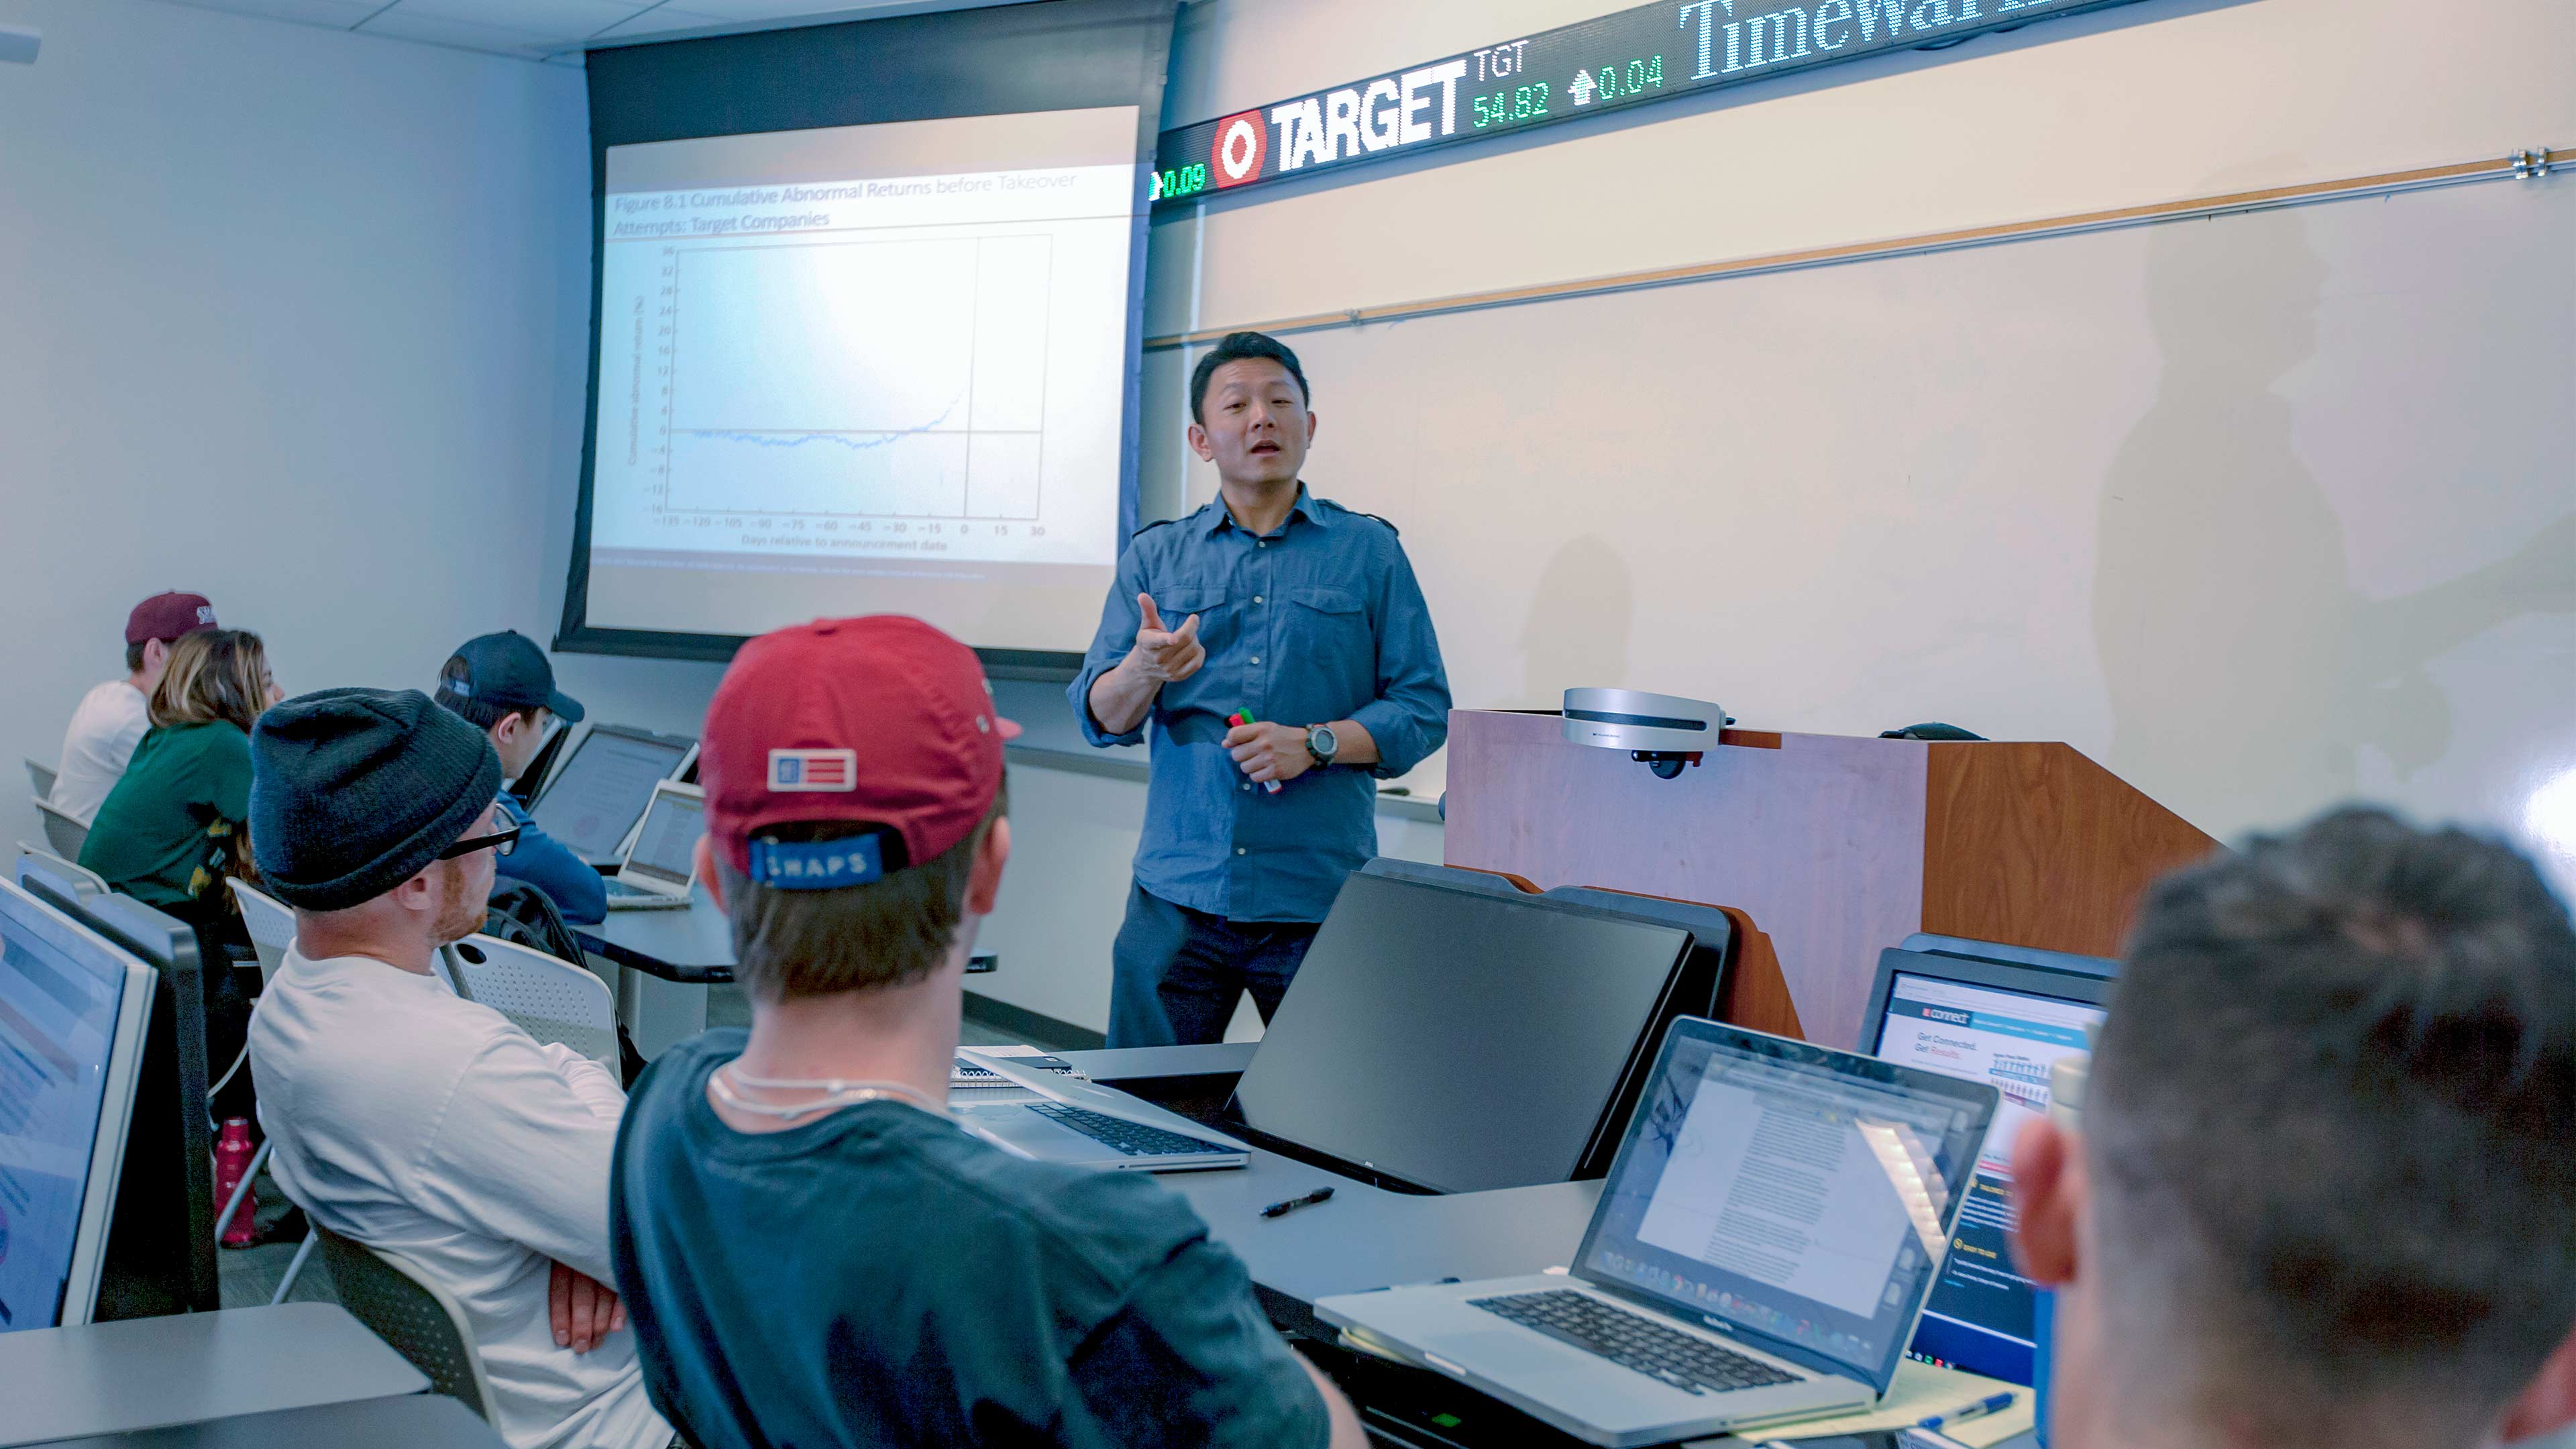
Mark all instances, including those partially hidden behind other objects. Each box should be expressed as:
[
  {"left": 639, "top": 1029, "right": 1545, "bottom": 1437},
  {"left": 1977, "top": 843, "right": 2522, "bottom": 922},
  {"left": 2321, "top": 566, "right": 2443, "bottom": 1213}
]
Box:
[
  {"left": 126, "top": 592, "right": 217, "bottom": 645},
  {"left": 701, "top": 616, "right": 1019, "bottom": 883}
]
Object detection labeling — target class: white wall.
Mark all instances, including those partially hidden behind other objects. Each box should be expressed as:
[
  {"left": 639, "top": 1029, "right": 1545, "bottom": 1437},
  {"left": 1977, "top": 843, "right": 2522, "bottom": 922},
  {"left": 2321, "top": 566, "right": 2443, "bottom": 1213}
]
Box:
[
  {"left": 1140, "top": 0, "right": 2576, "bottom": 889},
  {"left": 2, "top": 0, "right": 592, "bottom": 841},
  {"left": 11, "top": 0, "right": 2569, "bottom": 1044}
]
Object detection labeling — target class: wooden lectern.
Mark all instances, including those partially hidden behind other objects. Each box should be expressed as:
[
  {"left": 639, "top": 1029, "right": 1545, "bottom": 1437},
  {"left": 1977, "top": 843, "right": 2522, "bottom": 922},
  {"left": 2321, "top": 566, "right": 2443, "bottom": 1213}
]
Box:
[{"left": 1440, "top": 710, "right": 2217, "bottom": 1050}]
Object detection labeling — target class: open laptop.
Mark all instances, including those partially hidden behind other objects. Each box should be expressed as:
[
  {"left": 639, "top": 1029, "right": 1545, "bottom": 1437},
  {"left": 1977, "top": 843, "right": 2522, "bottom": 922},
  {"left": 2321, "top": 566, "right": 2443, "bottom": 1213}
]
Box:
[
  {"left": 1318, "top": 1018, "right": 2000, "bottom": 1446},
  {"left": 602, "top": 780, "right": 703, "bottom": 911},
  {"left": 527, "top": 723, "right": 696, "bottom": 866},
  {"left": 0, "top": 875, "right": 156, "bottom": 1330},
  {"left": 953, "top": 1049, "right": 1248, "bottom": 1173},
  {"left": 1862, "top": 939, "right": 2114, "bottom": 1384}
]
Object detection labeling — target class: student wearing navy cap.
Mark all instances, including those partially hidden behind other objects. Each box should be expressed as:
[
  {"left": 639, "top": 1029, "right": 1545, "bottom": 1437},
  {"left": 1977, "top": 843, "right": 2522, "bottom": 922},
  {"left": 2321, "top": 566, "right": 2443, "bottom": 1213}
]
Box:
[
  {"left": 50, "top": 590, "right": 220, "bottom": 822},
  {"left": 434, "top": 630, "right": 607, "bottom": 924},
  {"left": 610, "top": 615, "right": 1363, "bottom": 1449}
]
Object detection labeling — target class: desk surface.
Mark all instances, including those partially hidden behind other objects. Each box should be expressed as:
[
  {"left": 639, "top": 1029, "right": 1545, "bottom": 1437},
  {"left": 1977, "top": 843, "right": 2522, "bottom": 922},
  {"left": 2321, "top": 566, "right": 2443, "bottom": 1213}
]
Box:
[
  {"left": 0, "top": 1303, "right": 429, "bottom": 1448},
  {"left": 576, "top": 892, "right": 995, "bottom": 986},
  {"left": 573, "top": 888, "right": 736, "bottom": 983},
  {"left": 1163, "top": 1142, "right": 1602, "bottom": 1330},
  {"left": 30, "top": 1394, "right": 504, "bottom": 1449}
]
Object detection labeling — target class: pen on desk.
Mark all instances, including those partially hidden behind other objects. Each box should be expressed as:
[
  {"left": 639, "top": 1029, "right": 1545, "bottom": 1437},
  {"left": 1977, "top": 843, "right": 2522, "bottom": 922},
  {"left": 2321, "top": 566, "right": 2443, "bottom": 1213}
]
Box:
[
  {"left": 1919, "top": 1390, "right": 2015, "bottom": 1433},
  {"left": 1260, "top": 1186, "right": 1336, "bottom": 1218}
]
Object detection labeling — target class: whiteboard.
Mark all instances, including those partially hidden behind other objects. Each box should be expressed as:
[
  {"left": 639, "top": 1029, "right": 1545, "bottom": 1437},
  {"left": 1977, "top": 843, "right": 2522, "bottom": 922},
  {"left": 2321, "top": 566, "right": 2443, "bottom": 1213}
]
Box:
[{"left": 1140, "top": 176, "right": 2576, "bottom": 888}]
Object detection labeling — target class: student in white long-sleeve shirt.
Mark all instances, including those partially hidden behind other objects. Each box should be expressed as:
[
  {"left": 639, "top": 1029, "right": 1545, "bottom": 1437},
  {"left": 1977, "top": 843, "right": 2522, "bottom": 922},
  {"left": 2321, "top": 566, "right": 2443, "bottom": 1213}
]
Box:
[{"left": 245, "top": 687, "right": 672, "bottom": 1449}]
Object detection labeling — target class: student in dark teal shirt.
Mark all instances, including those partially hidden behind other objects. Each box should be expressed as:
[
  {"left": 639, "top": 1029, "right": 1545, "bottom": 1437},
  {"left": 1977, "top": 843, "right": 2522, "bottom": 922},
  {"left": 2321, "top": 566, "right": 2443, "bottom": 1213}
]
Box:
[{"left": 610, "top": 615, "right": 1360, "bottom": 1449}]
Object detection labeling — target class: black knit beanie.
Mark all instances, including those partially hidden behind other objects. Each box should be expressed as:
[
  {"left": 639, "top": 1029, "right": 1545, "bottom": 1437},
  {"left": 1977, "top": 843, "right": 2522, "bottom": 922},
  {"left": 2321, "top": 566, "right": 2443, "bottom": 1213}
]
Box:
[{"left": 250, "top": 688, "right": 503, "bottom": 912}]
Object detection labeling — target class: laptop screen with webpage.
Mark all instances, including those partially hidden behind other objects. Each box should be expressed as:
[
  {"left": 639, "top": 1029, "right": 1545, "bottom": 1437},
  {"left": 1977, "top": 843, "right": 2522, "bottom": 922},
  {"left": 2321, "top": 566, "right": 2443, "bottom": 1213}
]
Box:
[
  {"left": 1573, "top": 1020, "right": 1998, "bottom": 1393},
  {"left": 625, "top": 788, "right": 705, "bottom": 887},
  {"left": 1870, "top": 959, "right": 2110, "bottom": 1383}
]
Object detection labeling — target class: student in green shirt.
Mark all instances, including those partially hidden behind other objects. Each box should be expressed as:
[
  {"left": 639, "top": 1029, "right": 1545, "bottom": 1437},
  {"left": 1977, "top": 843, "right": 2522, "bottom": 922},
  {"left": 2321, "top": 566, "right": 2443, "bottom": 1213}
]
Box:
[{"left": 82, "top": 626, "right": 279, "bottom": 1115}]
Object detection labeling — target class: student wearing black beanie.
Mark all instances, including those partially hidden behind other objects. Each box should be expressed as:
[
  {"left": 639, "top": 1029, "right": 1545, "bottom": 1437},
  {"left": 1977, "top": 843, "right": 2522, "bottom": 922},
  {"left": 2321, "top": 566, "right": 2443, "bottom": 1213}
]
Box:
[
  {"left": 250, "top": 688, "right": 501, "bottom": 912},
  {"left": 246, "top": 687, "right": 673, "bottom": 1449}
]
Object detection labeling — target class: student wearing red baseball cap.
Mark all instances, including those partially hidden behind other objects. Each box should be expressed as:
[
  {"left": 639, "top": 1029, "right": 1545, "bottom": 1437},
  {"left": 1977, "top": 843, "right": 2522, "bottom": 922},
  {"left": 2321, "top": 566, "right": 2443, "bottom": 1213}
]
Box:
[
  {"left": 48, "top": 590, "right": 219, "bottom": 822},
  {"left": 608, "top": 616, "right": 1362, "bottom": 1449}
]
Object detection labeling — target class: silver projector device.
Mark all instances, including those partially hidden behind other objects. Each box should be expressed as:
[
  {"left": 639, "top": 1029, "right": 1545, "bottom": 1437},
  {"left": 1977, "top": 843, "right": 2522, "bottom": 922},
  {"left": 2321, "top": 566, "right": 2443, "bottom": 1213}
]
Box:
[{"left": 1562, "top": 689, "right": 1727, "bottom": 778}]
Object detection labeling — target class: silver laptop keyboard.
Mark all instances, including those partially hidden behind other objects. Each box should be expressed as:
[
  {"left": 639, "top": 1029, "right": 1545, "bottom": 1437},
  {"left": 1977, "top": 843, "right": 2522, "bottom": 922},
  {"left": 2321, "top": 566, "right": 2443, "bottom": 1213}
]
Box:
[
  {"left": 1028, "top": 1102, "right": 1227, "bottom": 1157},
  {"left": 1468, "top": 1289, "right": 1801, "bottom": 1396},
  {"left": 602, "top": 877, "right": 654, "bottom": 896}
]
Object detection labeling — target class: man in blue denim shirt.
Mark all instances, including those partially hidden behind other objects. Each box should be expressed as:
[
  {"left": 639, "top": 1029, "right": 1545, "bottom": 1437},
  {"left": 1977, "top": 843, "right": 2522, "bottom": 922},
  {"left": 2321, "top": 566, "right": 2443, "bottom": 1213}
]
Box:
[
  {"left": 1073, "top": 333, "right": 1449, "bottom": 1046},
  {"left": 433, "top": 631, "right": 608, "bottom": 925}
]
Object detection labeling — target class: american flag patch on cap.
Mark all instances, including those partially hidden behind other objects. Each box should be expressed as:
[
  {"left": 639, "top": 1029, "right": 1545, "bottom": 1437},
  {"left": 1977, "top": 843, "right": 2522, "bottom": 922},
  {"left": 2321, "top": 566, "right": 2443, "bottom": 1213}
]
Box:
[{"left": 768, "top": 748, "right": 856, "bottom": 791}]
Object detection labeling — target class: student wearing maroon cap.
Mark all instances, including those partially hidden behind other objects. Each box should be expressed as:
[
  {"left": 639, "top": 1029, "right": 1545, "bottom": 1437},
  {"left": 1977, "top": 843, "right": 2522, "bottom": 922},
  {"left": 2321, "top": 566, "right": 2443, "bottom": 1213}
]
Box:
[
  {"left": 50, "top": 590, "right": 219, "bottom": 822},
  {"left": 610, "top": 616, "right": 1364, "bottom": 1449}
]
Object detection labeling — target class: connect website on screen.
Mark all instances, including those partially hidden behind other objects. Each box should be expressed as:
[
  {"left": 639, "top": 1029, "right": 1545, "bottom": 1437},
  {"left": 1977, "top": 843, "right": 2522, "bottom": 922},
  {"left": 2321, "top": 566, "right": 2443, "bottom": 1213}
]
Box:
[
  {"left": 1875, "top": 974, "right": 2104, "bottom": 1360},
  {"left": 583, "top": 107, "right": 1142, "bottom": 651}
]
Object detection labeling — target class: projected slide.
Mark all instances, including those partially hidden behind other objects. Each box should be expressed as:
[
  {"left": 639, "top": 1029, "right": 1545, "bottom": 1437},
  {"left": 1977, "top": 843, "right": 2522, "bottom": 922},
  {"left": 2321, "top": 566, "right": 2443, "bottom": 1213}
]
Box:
[{"left": 582, "top": 107, "right": 1142, "bottom": 651}]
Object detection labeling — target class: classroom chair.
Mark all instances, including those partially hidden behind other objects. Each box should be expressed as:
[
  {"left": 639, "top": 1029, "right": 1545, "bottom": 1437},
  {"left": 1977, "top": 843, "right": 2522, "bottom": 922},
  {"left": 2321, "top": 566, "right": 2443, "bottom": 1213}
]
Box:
[
  {"left": 440, "top": 934, "right": 621, "bottom": 1074},
  {"left": 15, "top": 842, "right": 109, "bottom": 897},
  {"left": 24, "top": 757, "right": 56, "bottom": 799},
  {"left": 34, "top": 796, "right": 87, "bottom": 858},
  {"left": 316, "top": 1225, "right": 496, "bottom": 1423}
]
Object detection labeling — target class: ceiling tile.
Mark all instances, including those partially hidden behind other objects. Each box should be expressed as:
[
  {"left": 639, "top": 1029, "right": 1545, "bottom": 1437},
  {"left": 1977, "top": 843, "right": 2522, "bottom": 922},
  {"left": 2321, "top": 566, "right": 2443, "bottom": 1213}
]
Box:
[
  {"left": 388, "top": 0, "right": 649, "bottom": 38},
  {"left": 649, "top": 0, "right": 914, "bottom": 19},
  {"left": 351, "top": 7, "right": 561, "bottom": 53},
  {"left": 590, "top": 7, "right": 732, "bottom": 38},
  {"left": 153, "top": 0, "right": 386, "bottom": 25}
]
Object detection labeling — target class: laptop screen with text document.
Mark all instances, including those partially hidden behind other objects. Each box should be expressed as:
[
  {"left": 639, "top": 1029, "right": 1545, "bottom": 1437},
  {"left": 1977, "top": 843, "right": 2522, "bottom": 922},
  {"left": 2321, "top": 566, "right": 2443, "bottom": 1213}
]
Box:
[{"left": 1573, "top": 1021, "right": 1997, "bottom": 1393}]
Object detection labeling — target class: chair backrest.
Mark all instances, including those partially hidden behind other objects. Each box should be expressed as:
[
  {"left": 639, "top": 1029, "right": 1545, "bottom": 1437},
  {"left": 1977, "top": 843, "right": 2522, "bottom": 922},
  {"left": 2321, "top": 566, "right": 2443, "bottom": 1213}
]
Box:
[
  {"left": 25, "top": 757, "right": 56, "bottom": 799},
  {"left": 16, "top": 842, "right": 110, "bottom": 898},
  {"left": 34, "top": 796, "right": 88, "bottom": 859},
  {"left": 314, "top": 1225, "right": 496, "bottom": 1423},
  {"left": 224, "top": 878, "right": 298, "bottom": 987},
  {"left": 441, "top": 934, "right": 619, "bottom": 1073}
]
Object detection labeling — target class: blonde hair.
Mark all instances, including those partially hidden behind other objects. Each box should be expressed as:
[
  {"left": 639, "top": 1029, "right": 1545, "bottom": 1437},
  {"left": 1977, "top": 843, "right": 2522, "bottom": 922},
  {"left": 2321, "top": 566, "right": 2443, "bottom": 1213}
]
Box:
[{"left": 150, "top": 629, "right": 270, "bottom": 733}]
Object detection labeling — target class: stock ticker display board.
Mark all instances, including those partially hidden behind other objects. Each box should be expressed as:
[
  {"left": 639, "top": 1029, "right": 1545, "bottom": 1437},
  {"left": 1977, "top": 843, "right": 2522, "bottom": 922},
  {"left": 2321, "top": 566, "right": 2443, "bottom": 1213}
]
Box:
[{"left": 1150, "top": 0, "right": 2151, "bottom": 206}]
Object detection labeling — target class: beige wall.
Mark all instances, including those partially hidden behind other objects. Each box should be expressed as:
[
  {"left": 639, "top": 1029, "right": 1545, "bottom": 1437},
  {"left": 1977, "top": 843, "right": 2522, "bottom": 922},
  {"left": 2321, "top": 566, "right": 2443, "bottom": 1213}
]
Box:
[{"left": 1139, "top": 0, "right": 2576, "bottom": 892}]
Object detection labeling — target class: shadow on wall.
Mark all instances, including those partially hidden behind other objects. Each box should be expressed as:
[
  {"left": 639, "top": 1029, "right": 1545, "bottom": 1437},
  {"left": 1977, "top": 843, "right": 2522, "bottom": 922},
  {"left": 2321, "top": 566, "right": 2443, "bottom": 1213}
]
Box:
[
  {"left": 1519, "top": 534, "right": 1633, "bottom": 709},
  {"left": 2093, "top": 204, "right": 2576, "bottom": 833}
]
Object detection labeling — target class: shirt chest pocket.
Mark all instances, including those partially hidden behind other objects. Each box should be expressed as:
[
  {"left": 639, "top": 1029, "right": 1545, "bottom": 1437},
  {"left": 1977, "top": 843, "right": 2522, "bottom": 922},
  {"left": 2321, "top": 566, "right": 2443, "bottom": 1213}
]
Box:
[
  {"left": 1153, "top": 586, "right": 1234, "bottom": 656},
  {"left": 1281, "top": 586, "right": 1371, "bottom": 663}
]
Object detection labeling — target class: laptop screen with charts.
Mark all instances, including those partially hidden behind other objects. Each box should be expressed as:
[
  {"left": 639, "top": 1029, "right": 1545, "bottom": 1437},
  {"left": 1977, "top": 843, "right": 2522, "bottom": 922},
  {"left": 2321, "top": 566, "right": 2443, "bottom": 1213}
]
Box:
[
  {"left": 1864, "top": 947, "right": 2114, "bottom": 1384},
  {"left": 1574, "top": 1020, "right": 2000, "bottom": 1395},
  {"left": 1228, "top": 873, "right": 1694, "bottom": 1194},
  {"left": 0, "top": 876, "right": 155, "bottom": 1330},
  {"left": 621, "top": 783, "right": 705, "bottom": 891},
  {"left": 528, "top": 724, "right": 694, "bottom": 863}
]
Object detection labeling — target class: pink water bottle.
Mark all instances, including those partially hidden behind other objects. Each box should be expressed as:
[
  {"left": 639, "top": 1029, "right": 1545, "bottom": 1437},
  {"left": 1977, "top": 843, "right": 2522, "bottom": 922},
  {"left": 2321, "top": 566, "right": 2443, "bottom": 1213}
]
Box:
[{"left": 215, "top": 1118, "right": 258, "bottom": 1248}]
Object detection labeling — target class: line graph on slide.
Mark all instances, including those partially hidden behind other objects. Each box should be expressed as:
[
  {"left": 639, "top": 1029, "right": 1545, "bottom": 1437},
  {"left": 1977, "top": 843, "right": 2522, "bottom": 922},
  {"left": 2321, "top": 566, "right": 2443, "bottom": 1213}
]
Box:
[{"left": 655, "top": 233, "right": 1052, "bottom": 521}]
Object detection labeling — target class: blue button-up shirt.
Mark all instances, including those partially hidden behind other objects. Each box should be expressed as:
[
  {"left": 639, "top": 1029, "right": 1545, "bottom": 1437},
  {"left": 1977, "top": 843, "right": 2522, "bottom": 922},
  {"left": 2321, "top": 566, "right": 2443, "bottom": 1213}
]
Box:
[{"left": 1071, "top": 488, "right": 1450, "bottom": 922}]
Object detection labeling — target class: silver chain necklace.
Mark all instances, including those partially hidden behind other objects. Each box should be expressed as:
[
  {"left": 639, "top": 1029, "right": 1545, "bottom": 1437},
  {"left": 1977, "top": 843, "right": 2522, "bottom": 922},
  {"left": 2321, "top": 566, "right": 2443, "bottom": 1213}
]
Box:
[{"left": 710, "top": 1063, "right": 941, "bottom": 1123}]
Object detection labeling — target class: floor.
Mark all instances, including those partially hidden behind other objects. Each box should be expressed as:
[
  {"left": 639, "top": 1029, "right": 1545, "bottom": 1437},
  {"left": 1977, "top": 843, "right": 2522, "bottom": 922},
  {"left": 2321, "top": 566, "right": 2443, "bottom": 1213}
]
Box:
[{"left": 215, "top": 994, "right": 1070, "bottom": 1307}]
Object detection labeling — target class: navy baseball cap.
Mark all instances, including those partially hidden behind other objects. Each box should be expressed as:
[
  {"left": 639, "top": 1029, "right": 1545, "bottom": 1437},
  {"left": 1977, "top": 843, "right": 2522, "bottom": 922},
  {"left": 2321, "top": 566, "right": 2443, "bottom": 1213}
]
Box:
[{"left": 442, "top": 631, "right": 584, "bottom": 722}]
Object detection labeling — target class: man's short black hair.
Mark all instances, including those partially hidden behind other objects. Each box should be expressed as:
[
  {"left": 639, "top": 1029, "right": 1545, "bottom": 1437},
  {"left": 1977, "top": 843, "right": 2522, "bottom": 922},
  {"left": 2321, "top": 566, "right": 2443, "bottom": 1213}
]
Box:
[
  {"left": 2088, "top": 806, "right": 2576, "bottom": 1429},
  {"left": 1189, "top": 331, "right": 1309, "bottom": 425},
  {"left": 125, "top": 639, "right": 148, "bottom": 674}
]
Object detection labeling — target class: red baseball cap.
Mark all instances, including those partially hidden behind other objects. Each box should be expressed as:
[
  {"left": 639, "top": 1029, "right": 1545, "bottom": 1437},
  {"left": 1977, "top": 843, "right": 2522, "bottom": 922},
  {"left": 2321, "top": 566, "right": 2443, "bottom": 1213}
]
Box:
[
  {"left": 126, "top": 592, "right": 217, "bottom": 645},
  {"left": 701, "top": 616, "right": 1019, "bottom": 882}
]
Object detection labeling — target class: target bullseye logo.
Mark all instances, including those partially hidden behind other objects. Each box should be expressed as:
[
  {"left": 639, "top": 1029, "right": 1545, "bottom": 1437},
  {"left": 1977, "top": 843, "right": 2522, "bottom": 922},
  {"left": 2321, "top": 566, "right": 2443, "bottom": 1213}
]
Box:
[{"left": 1212, "top": 111, "right": 1266, "bottom": 188}]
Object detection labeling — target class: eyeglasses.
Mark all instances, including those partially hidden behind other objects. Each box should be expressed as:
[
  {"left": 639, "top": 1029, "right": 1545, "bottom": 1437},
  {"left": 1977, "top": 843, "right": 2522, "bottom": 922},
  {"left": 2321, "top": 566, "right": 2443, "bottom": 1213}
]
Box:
[{"left": 436, "top": 825, "right": 521, "bottom": 861}]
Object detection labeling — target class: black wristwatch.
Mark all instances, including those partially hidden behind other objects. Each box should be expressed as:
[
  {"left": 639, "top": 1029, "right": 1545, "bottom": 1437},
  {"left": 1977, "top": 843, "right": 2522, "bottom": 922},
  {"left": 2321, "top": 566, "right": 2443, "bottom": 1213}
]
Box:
[{"left": 1305, "top": 723, "right": 1339, "bottom": 769}]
